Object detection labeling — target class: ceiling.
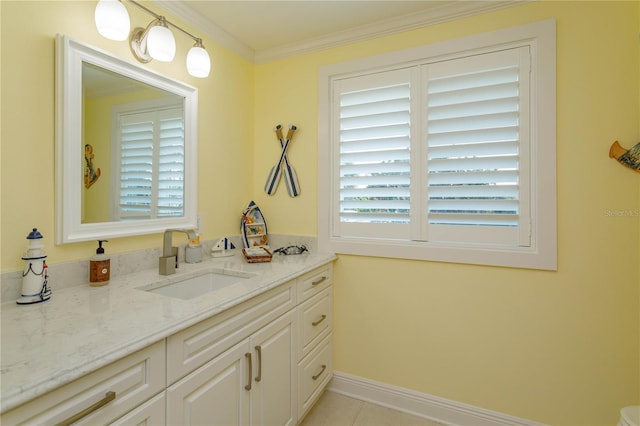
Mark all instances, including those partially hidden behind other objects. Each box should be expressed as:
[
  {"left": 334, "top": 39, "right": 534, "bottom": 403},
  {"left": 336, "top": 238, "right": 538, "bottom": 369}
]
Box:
[{"left": 154, "top": 0, "right": 524, "bottom": 63}]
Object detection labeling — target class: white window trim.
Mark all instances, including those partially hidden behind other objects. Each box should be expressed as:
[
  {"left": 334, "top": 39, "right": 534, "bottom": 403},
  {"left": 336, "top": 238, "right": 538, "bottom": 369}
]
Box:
[{"left": 318, "top": 19, "right": 556, "bottom": 270}]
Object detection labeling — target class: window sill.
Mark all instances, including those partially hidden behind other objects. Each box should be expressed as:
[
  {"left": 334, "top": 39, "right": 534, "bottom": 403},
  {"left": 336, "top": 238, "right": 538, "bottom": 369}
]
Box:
[{"left": 321, "top": 236, "right": 557, "bottom": 271}]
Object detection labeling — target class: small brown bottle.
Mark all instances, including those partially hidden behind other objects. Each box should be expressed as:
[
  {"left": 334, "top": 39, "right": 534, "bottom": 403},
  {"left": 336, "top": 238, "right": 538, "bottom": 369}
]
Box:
[{"left": 89, "top": 240, "right": 110, "bottom": 286}]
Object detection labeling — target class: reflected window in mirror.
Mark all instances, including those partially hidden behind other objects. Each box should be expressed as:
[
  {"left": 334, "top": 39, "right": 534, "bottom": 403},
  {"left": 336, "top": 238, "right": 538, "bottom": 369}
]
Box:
[
  {"left": 81, "top": 62, "right": 186, "bottom": 224},
  {"left": 56, "top": 35, "right": 197, "bottom": 243},
  {"left": 114, "top": 100, "right": 184, "bottom": 221}
]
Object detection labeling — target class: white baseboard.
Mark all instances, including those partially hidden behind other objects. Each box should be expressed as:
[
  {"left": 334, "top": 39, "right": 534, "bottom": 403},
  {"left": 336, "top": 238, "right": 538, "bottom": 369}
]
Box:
[{"left": 327, "top": 371, "right": 546, "bottom": 426}]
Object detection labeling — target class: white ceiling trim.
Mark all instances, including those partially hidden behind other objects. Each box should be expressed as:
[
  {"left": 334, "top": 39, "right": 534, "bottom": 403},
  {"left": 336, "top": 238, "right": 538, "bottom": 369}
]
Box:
[
  {"left": 154, "top": 0, "right": 256, "bottom": 62},
  {"left": 254, "top": 0, "right": 529, "bottom": 63},
  {"left": 155, "top": 1, "right": 529, "bottom": 65}
]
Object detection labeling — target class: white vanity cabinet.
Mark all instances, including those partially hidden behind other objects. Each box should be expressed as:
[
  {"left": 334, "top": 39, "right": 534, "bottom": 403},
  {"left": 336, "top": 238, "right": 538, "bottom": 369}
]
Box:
[
  {"left": 167, "top": 310, "right": 297, "bottom": 425},
  {"left": 0, "top": 340, "right": 166, "bottom": 426},
  {"left": 166, "top": 264, "right": 334, "bottom": 426},
  {"left": 1, "top": 261, "right": 334, "bottom": 426},
  {"left": 165, "top": 279, "right": 297, "bottom": 425}
]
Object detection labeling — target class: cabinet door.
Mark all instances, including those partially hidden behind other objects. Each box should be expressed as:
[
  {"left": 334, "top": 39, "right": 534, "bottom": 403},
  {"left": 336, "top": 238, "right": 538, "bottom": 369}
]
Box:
[
  {"left": 250, "top": 310, "right": 297, "bottom": 426},
  {"left": 167, "top": 339, "right": 251, "bottom": 426}
]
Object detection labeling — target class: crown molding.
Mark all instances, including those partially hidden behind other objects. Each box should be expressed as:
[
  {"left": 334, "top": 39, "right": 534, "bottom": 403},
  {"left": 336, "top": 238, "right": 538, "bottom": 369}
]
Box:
[
  {"left": 153, "top": 0, "right": 256, "bottom": 63},
  {"left": 254, "top": 1, "right": 530, "bottom": 63},
  {"left": 154, "top": 1, "right": 530, "bottom": 64}
]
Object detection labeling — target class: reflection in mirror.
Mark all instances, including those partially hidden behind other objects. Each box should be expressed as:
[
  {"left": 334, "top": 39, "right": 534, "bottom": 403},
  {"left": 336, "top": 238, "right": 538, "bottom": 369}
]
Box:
[
  {"left": 56, "top": 35, "right": 198, "bottom": 244},
  {"left": 82, "top": 63, "right": 185, "bottom": 224}
]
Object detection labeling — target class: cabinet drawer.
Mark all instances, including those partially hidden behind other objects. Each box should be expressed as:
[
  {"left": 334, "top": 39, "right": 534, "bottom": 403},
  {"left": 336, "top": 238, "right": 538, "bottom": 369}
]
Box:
[
  {"left": 167, "top": 280, "right": 295, "bottom": 384},
  {"left": 110, "top": 391, "right": 165, "bottom": 425},
  {"left": 297, "top": 265, "right": 332, "bottom": 303},
  {"left": 298, "top": 287, "right": 332, "bottom": 359},
  {"left": 298, "top": 334, "right": 332, "bottom": 419},
  {"left": 1, "top": 341, "right": 165, "bottom": 426}
]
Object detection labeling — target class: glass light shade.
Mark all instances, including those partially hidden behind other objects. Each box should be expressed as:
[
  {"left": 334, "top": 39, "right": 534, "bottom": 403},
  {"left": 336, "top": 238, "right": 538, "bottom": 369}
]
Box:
[
  {"left": 94, "top": 0, "right": 130, "bottom": 41},
  {"left": 186, "top": 46, "right": 211, "bottom": 78},
  {"left": 147, "top": 25, "right": 176, "bottom": 62}
]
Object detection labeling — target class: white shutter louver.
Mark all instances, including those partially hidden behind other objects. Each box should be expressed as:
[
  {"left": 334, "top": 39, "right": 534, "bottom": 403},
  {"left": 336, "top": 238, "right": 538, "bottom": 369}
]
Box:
[
  {"left": 116, "top": 105, "right": 184, "bottom": 220},
  {"left": 119, "top": 118, "right": 154, "bottom": 217},
  {"left": 334, "top": 69, "right": 416, "bottom": 239},
  {"left": 425, "top": 48, "right": 530, "bottom": 245},
  {"left": 157, "top": 116, "right": 185, "bottom": 217}
]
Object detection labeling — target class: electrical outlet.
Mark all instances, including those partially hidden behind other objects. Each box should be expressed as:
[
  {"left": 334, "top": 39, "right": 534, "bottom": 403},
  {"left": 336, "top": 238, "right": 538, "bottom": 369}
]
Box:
[{"left": 196, "top": 213, "right": 202, "bottom": 234}]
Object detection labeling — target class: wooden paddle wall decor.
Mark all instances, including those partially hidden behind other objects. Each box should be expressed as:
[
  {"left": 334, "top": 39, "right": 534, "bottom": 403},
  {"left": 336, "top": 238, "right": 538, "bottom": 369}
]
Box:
[{"left": 265, "top": 124, "right": 300, "bottom": 197}]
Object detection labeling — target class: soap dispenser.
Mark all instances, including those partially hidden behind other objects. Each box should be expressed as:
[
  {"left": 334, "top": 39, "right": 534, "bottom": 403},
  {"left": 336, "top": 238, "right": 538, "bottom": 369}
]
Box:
[{"left": 89, "top": 240, "right": 110, "bottom": 286}]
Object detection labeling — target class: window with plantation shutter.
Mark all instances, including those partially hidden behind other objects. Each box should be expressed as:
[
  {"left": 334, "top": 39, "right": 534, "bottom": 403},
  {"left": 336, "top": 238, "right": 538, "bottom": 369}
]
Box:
[
  {"left": 114, "top": 101, "right": 184, "bottom": 220},
  {"left": 425, "top": 48, "right": 530, "bottom": 246},
  {"left": 335, "top": 68, "right": 417, "bottom": 240},
  {"left": 319, "top": 20, "right": 556, "bottom": 270}
]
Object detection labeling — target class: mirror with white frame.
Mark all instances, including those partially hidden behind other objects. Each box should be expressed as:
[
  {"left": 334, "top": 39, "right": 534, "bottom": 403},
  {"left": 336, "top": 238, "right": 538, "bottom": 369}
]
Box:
[{"left": 55, "top": 35, "right": 198, "bottom": 244}]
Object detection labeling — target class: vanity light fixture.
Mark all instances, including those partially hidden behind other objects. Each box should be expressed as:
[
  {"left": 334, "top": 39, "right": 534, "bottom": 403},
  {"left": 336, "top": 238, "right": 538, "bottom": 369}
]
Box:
[
  {"left": 185, "top": 39, "right": 211, "bottom": 78},
  {"left": 94, "top": 0, "right": 130, "bottom": 41},
  {"left": 94, "top": 0, "right": 211, "bottom": 78},
  {"left": 130, "top": 16, "right": 176, "bottom": 63}
]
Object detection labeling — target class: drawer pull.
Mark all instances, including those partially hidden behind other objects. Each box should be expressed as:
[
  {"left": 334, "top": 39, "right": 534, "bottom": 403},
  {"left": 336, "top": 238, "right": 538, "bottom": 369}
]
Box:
[
  {"left": 312, "top": 314, "right": 327, "bottom": 327},
  {"left": 311, "top": 276, "right": 327, "bottom": 286},
  {"left": 245, "top": 353, "right": 252, "bottom": 390},
  {"left": 255, "top": 345, "right": 262, "bottom": 382},
  {"left": 312, "top": 364, "right": 327, "bottom": 380},
  {"left": 55, "top": 391, "right": 116, "bottom": 426}
]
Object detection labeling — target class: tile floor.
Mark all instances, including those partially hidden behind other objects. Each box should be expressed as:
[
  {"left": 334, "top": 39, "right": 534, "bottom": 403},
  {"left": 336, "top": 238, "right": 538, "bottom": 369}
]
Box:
[{"left": 299, "top": 391, "right": 445, "bottom": 426}]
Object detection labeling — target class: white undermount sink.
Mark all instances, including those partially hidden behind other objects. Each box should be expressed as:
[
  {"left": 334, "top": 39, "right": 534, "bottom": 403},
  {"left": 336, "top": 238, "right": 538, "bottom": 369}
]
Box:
[{"left": 138, "top": 270, "right": 255, "bottom": 300}]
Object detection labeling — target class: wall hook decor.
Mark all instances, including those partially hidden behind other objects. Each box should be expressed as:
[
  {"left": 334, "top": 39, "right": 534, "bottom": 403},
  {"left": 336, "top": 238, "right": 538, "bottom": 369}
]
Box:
[{"left": 609, "top": 140, "right": 640, "bottom": 173}]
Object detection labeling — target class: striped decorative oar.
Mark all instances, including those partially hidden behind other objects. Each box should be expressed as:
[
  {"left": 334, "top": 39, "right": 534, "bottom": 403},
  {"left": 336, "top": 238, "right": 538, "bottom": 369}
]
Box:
[
  {"left": 265, "top": 124, "right": 298, "bottom": 195},
  {"left": 275, "top": 125, "right": 300, "bottom": 197}
]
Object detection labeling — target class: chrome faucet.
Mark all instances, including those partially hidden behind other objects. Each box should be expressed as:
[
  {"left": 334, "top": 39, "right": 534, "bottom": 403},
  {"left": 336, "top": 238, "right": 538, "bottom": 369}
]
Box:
[{"left": 159, "top": 229, "right": 197, "bottom": 275}]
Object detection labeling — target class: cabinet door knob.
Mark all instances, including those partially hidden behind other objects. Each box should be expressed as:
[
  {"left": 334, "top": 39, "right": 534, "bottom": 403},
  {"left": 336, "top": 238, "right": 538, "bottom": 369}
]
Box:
[
  {"left": 245, "top": 353, "right": 253, "bottom": 391},
  {"left": 54, "top": 391, "right": 116, "bottom": 426}
]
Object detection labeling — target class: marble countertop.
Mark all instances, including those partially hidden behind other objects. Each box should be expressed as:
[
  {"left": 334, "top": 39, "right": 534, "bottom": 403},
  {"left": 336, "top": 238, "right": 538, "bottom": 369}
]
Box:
[{"left": 0, "top": 250, "right": 336, "bottom": 413}]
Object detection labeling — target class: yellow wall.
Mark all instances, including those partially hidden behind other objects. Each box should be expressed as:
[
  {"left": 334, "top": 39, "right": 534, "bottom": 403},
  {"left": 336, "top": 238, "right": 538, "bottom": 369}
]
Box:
[
  {"left": 253, "top": 1, "right": 640, "bottom": 425},
  {"left": 83, "top": 90, "right": 112, "bottom": 223},
  {"left": 1, "top": 1, "right": 639, "bottom": 425},
  {"left": 0, "top": 0, "right": 254, "bottom": 268}
]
